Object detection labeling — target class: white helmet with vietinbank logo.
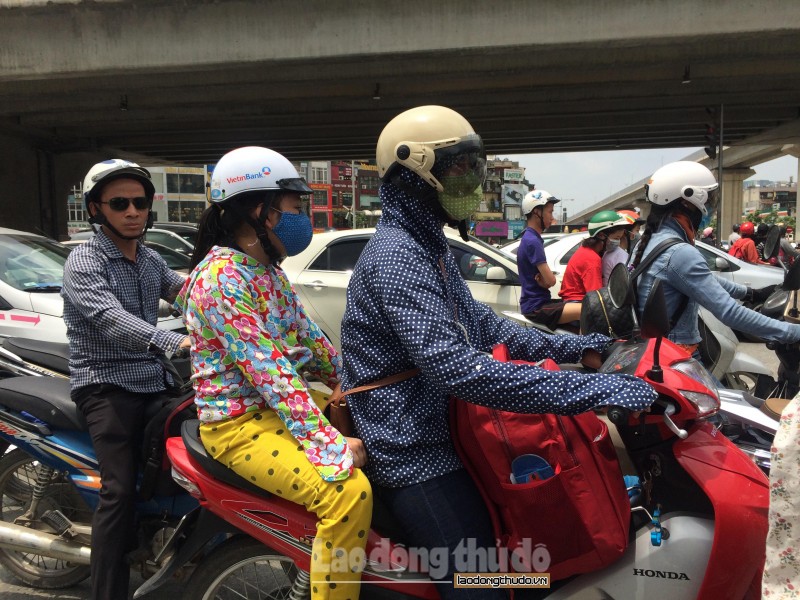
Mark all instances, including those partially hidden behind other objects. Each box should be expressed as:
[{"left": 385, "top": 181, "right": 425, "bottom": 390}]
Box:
[{"left": 209, "top": 146, "right": 312, "bottom": 204}]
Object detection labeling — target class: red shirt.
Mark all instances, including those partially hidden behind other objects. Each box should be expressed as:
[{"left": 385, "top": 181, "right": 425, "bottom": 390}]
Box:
[
  {"left": 729, "top": 237, "right": 760, "bottom": 264},
  {"left": 559, "top": 245, "right": 603, "bottom": 302}
]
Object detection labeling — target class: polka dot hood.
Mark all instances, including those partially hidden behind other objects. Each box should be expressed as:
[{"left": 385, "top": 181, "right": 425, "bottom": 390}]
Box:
[{"left": 340, "top": 167, "right": 657, "bottom": 488}]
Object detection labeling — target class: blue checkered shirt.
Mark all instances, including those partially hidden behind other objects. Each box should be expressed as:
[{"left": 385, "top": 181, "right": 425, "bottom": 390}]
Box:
[{"left": 62, "top": 230, "right": 186, "bottom": 393}]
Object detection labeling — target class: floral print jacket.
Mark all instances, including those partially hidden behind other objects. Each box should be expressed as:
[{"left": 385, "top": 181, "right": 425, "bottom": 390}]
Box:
[
  {"left": 175, "top": 246, "right": 351, "bottom": 482},
  {"left": 763, "top": 393, "right": 800, "bottom": 598}
]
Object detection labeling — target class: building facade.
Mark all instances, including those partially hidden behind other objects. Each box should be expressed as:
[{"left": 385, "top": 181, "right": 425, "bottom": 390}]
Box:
[{"left": 743, "top": 179, "right": 797, "bottom": 218}]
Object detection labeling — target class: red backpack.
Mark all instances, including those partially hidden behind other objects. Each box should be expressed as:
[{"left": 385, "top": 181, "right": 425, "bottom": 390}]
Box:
[{"left": 450, "top": 344, "right": 630, "bottom": 580}]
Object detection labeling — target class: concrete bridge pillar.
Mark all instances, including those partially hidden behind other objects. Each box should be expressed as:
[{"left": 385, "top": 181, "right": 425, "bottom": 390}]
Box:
[
  {"left": 714, "top": 166, "right": 755, "bottom": 243},
  {"left": 780, "top": 144, "right": 800, "bottom": 225},
  {"left": 0, "top": 132, "right": 104, "bottom": 239}
]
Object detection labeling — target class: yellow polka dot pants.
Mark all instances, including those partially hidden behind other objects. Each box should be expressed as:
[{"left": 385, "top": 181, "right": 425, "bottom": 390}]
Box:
[{"left": 200, "top": 408, "right": 372, "bottom": 600}]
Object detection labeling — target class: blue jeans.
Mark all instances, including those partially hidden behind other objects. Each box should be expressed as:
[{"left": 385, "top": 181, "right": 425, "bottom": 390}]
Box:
[{"left": 373, "top": 469, "right": 507, "bottom": 600}]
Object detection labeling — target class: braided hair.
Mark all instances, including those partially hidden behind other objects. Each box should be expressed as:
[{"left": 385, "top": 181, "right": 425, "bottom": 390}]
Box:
[
  {"left": 629, "top": 204, "right": 671, "bottom": 269},
  {"left": 191, "top": 191, "right": 281, "bottom": 268}
]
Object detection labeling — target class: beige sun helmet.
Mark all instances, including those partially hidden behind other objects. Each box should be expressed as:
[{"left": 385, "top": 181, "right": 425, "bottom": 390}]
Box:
[{"left": 376, "top": 105, "right": 486, "bottom": 192}]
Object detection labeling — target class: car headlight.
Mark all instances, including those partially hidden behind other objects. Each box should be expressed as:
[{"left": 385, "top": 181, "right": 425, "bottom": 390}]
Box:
[{"left": 672, "top": 358, "right": 720, "bottom": 417}]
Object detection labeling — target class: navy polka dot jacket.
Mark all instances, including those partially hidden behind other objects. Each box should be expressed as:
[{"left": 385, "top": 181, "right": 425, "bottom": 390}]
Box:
[{"left": 340, "top": 169, "right": 656, "bottom": 488}]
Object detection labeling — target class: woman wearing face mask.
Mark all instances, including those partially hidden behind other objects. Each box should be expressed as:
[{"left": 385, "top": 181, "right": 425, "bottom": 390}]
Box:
[
  {"left": 175, "top": 146, "right": 372, "bottom": 600},
  {"left": 598, "top": 211, "right": 635, "bottom": 285},
  {"left": 559, "top": 210, "right": 633, "bottom": 302}
]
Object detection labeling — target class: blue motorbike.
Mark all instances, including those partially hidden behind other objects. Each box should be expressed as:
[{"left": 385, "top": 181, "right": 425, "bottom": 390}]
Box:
[{"left": 0, "top": 337, "right": 196, "bottom": 590}]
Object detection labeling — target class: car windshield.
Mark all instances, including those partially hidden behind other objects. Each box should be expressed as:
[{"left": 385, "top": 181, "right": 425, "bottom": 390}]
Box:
[
  {"left": 145, "top": 242, "right": 191, "bottom": 271},
  {"left": 0, "top": 234, "right": 71, "bottom": 291},
  {"left": 172, "top": 229, "right": 197, "bottom": 245}
]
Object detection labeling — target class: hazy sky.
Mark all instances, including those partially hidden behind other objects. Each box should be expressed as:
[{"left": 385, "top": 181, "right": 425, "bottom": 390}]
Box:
[{"left": 506, "top": 149, "right": 799, "bottom": 219}]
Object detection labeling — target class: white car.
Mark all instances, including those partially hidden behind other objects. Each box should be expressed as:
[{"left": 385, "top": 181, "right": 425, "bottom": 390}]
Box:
[
  {"left": 72, "top": 226, "right": 195, "bottom": 256},
  {"left": 281, "top": 228, "right": 521, "bottom": 349},
  {"left": 0, "top": 227, "right": 185, "bottom": 343},
  {"left": 498, "top": 232, "right": 565, "bottom": 258},
  {"left": 541, "top": 232, "right": 784, "bottom": 298}
]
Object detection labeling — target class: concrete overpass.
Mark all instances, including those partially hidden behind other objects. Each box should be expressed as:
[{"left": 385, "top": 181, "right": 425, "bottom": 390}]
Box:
[
  {"left": 2, "top": 0, "right": 800, "bottom": 237},
  {"left": 569, "top": 119, "right": 800, "bottom": 238}
]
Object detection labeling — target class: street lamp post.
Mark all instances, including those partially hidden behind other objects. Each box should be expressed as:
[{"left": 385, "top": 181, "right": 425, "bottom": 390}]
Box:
[{"left": 350, "top": 159, "right": 357, "bottom": 228}]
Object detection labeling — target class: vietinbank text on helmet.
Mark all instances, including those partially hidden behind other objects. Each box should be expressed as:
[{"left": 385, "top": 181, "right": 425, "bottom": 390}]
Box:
[{"left": 226, "top": 165, "right": 272, "bottom": 184}]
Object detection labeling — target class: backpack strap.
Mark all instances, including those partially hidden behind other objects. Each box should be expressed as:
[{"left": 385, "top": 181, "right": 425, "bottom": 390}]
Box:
[
  {"left": 629, "top": 238, "right": 684, "bottom": 281},
  {"left": 630, "top": 237, "right": 690, "bottom": 329}
]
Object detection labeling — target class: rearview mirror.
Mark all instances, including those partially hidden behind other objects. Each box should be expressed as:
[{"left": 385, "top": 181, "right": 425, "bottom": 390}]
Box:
[
  {"left": 607, "top": 263, "right": 631, "bottom": 308},
  {"left": 785, "top": 257, "right": 800, "bottom": 292},
  {"left": 764, "top": 225, "right": 781, "bottom": 260},
  {"left": 640, "top": 279, "right": 671, "bottom": 339},
  {"left": 485, "top": 266, "right": 509, "bottom": 283}
]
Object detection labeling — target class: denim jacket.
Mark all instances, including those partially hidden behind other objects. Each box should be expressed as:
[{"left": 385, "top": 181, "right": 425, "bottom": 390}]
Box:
[{"left": 636, "top": 219, "right": 800, "bottom": 345}]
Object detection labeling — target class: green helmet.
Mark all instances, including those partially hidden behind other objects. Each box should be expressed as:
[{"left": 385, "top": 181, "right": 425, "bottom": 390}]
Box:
[{"left": 588, "top": 210, "right": 631, "bottom": 237}]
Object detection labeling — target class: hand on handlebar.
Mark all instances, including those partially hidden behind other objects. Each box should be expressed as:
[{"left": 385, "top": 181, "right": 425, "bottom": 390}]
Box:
[{"left": 746, "top": 284, "right": 777, "bottom": 304}]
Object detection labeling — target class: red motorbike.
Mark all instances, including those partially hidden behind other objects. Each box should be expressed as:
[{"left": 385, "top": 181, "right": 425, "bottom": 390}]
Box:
[{"left": 135, "top": 280, "right": 769, "bottom": 600}]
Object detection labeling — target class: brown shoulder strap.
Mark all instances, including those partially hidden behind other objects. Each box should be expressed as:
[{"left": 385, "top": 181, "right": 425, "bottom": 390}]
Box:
[{"left": 330, "top": 368, "right": 421, "bottom": 407}]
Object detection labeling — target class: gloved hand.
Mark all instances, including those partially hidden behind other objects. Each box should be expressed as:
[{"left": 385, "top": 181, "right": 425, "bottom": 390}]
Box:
[{"left": 746, "top": 284, "right": 777, "bottom": 304}]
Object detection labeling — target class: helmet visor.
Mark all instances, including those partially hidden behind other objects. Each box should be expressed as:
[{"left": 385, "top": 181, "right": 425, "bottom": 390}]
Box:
[
  {"left": 433, "top": 133, "right": 487, "bottom": 184},
  {"left": 704, "top": 187, "right": 720, "bottom": 216},
  {"left": 277, "top": 177, "right": 313, "bottom": 195}
]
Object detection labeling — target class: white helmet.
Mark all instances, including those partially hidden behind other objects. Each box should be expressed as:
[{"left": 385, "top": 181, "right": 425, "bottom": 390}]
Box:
[
  {"left": 521, "top": 189, "right": 559, "bottom": 216},
  {"left": 209, "top": 146, "right": 312, "bottom": 204},
  {"left": 645, "top": 161, "right": 719, "bottom": 216},
  {"left": 376, "top": 105, "right": 486, "bottom": 192},
  {"left": 83, "top": 159, "right": 155, "bottom": 211}
]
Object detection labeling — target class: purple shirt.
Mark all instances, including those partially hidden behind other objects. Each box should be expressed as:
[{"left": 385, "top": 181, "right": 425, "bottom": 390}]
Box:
[{"left": 518, "top": 227, "right": 552, "bottom": 313}]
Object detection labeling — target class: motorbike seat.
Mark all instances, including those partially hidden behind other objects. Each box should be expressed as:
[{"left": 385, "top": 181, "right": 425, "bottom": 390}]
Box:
[
  {"left": 0, "top": 376, "right": 84, "bottom": 430},
  {"left": 181, "top": 419, "right": 273, "bottom": 500},
  {"left": 2, "top": 338, "right": 70, "bottom": 374},
  {"left": 180, "top": 421, "right": 411, "bottom": 544}
]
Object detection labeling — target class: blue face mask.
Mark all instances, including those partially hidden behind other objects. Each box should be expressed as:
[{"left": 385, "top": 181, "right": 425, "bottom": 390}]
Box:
[{"left": 271, "top": 210, "right": 313, "bottom": 256}]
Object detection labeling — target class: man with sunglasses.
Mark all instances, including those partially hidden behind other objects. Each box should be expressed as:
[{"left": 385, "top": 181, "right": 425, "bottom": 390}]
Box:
[{"left": 61, "top": 159, "right": 191, "bottom": 600}]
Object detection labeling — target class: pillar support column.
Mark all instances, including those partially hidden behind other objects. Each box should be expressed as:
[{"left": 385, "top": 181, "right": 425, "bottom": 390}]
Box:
[{"left": 713, "top": 167, "right": 755, "bottom": 243}]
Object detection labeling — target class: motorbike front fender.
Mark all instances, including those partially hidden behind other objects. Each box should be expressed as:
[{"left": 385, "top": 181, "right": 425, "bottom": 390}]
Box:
[
  {"left": 729, "top": 350, "right": 773, "bottom": 377},
  {"left": 673, "top": 421, "right": 769, "bottom": 600}
]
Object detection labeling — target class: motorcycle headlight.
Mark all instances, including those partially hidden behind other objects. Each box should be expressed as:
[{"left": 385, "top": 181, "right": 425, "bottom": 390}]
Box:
[{"left": 672, "top": 358, "right": 720, "bottom": 417}]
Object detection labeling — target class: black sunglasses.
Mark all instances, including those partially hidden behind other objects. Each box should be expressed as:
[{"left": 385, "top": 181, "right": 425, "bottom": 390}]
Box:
[{"left": 100, "top": 196, "right": 152, "bottom": 211}]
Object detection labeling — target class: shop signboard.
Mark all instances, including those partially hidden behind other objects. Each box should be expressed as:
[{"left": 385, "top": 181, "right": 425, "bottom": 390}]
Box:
[
  {"left": 503, "top": 168, "right": 524, "bottom": 182},
  {"left": 507, "top": 219, "right": 525, "bottom": 239},
  {"left": 502, "top": 184, "right": 525, "bottom": 205},
  {"left": 475, "top": 221, "right": 509, "bottom": 238}
]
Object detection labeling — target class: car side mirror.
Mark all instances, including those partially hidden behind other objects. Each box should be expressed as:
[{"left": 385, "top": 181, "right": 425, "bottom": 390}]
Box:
[
  {"left": 714, "top": 257, "right": 728, "bottom": 271},
  {"left": 485, "top": 266, "right": 509, "bottom": 283}
]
